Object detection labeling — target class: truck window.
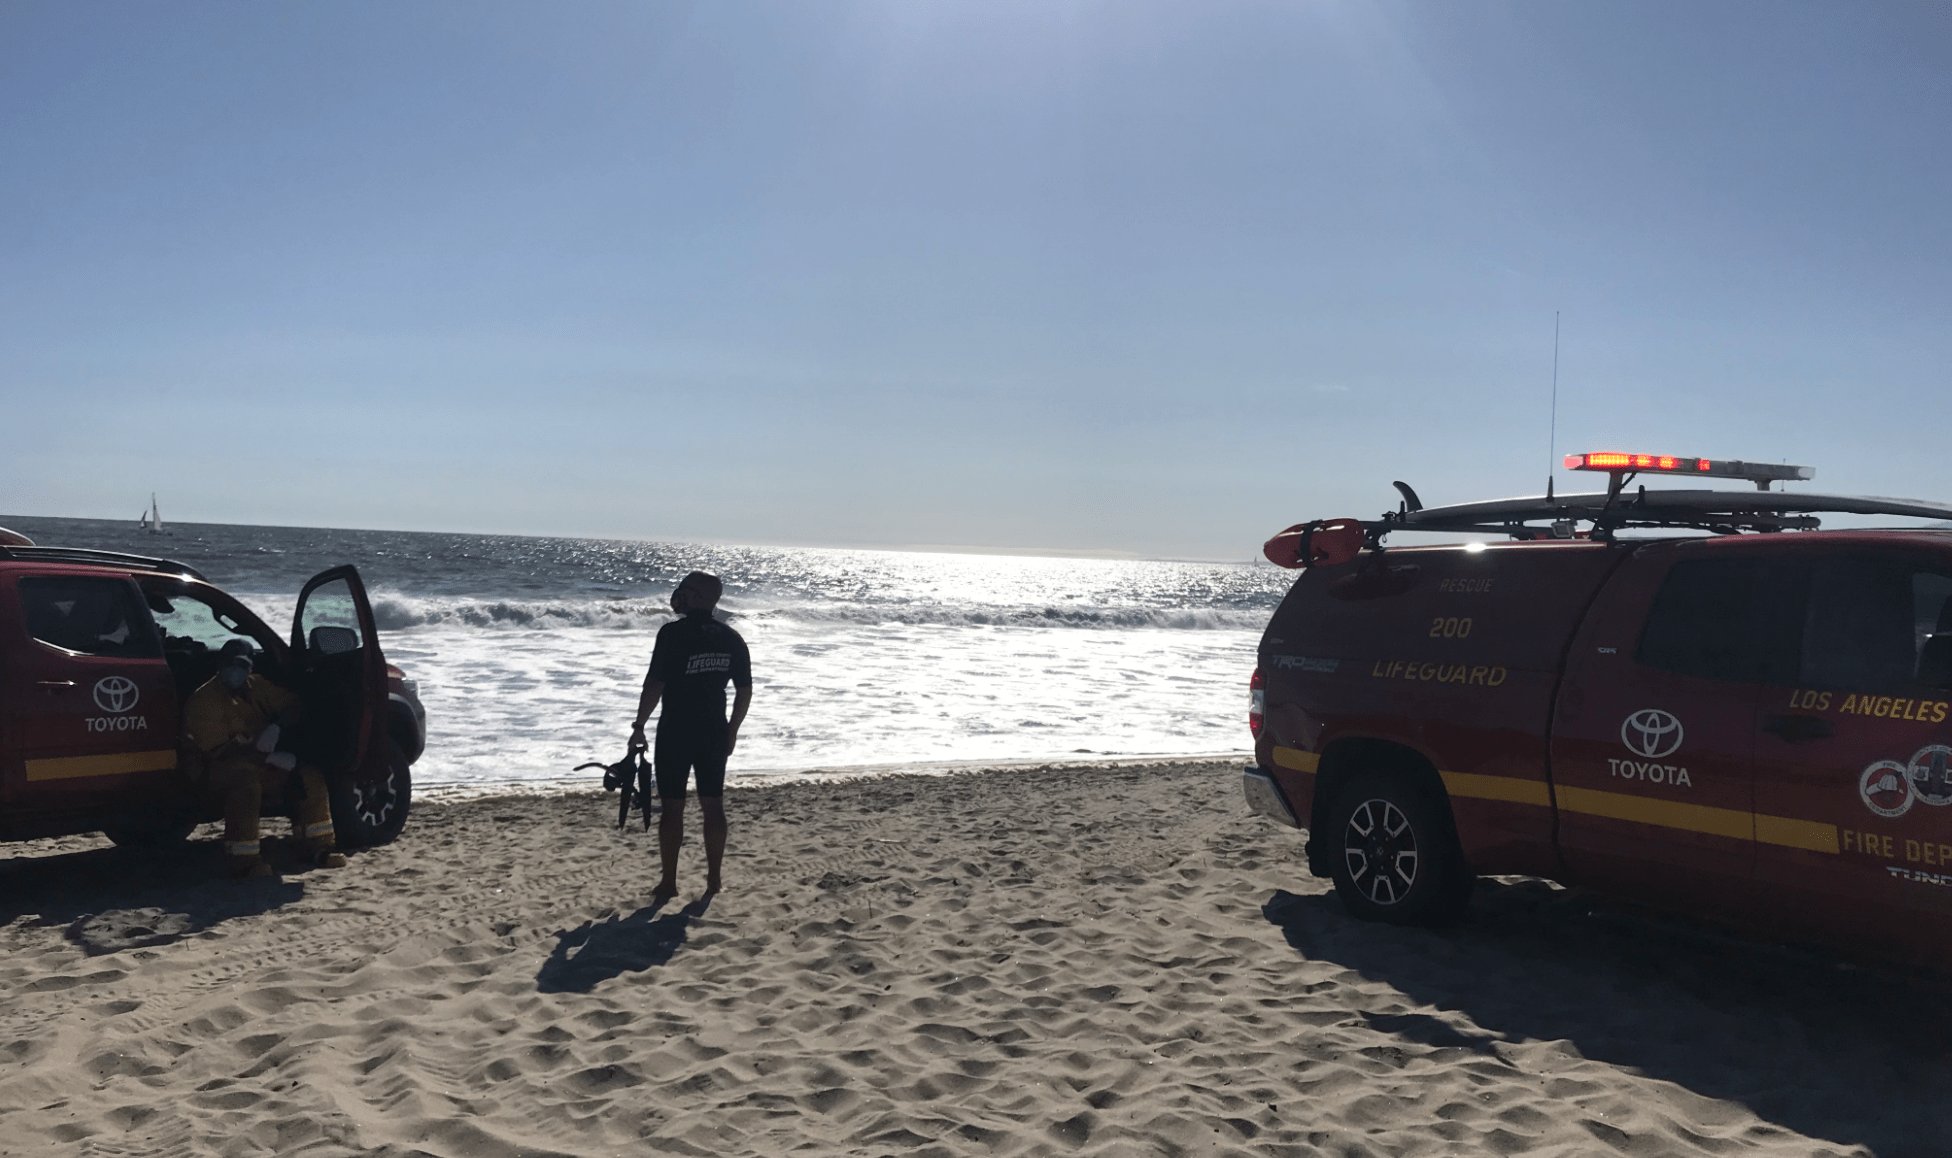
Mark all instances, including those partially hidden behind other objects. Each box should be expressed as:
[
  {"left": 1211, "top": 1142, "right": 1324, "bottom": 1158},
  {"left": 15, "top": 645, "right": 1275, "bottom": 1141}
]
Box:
[
  {"left": 1915, "top": 572, "right": 1952, "bottom": 652},
  {"left": 1800, "top": 559, "right": 1952, "bottom": 692},
  {"left": 1635, "top": 559, "right": 1764, "bottom": 682},
  {"left": 1917, "top": 572, "right": 1952, "bottom": 691},
  {"left": 297, "top": 577, "right": 362, "bottom": 654},
  {"left": 147, "top": 589, "right": 259, "bottom": 654},
  {"left": 18, "top": 576, "right": 162, "bottom": 659}
]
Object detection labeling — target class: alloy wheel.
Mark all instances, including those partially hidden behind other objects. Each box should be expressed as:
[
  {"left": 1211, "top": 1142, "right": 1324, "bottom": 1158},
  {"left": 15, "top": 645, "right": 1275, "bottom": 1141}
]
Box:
[
  {"left": 1342, "top": 797, "right": 1420, "bottom": 905},
  {"left": 350, "top": 769, "right": 400, "bottom": 829}
]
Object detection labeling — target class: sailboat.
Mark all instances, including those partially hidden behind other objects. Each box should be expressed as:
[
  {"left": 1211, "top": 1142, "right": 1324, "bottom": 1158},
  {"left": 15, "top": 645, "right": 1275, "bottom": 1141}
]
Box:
[{"left": 137, "top": 493, "right": 163, "bottom": 535}]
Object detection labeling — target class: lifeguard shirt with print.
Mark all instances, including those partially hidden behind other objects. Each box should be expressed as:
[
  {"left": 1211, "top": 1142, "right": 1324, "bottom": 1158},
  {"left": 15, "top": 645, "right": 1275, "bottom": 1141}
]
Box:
[{"left": 648, "top": 611, "right": 752, "bottom": 730}]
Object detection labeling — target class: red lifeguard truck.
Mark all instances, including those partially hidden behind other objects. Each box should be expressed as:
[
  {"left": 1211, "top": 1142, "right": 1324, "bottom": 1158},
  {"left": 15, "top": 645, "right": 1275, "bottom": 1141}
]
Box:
[
  {"left": 1245, "top": 453, "right": 1952, "bottom": 959},
  {"left": 0, "top": 541, "right": 424, "bottom": 850}
]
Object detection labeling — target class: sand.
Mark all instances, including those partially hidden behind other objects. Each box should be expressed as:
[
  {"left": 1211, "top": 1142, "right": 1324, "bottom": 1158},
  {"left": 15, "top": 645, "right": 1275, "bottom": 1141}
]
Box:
[{"left": 3, "top": 760, "right": 1950, "bottom": 1157}]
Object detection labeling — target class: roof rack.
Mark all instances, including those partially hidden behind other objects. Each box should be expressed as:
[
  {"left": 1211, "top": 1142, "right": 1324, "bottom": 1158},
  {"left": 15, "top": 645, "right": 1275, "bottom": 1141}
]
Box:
[
  {"left": 1369, "top": 487, "right": 1952, "bottom": 543},
  {"left": 0, "top": 545, "right": 211, "bottom": 582}
]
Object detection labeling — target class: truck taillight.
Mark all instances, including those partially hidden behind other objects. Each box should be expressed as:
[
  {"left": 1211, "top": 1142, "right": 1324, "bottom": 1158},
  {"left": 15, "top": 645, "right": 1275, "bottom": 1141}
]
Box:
[{"left": 1249, "top": 668, "right": 1264, "bottom": 739}]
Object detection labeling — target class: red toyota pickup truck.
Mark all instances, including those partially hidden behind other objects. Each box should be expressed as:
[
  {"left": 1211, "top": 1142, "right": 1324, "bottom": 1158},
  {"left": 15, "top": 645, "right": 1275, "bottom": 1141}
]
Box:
[
  {"left": 0, "top": 539, "right": 423, "bottom": 851},
  {"left": 1245, "top": 453, "right": 1952, "bottom": 960}
]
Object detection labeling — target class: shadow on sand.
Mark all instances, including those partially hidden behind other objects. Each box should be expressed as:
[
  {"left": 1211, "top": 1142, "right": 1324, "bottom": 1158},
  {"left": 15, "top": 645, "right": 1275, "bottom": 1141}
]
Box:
[
  {"left": 537, "top": 894, "right": 713, "bottom": 994},
  {"left": 1, "top": 836, "right": 307, "bottom": 955},
  {"left": 1263, "top": 880, "right": 1952, "bottom": 1157}
]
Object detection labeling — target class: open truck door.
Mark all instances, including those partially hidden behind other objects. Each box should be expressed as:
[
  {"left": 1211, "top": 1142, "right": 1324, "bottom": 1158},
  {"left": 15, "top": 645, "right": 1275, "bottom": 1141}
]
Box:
[{"left": 291, "top": 566, "right": 410, "bottom": 845}]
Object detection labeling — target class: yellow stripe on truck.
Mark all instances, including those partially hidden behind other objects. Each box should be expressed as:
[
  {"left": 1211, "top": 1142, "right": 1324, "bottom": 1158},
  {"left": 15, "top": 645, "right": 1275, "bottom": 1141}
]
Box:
[
  {"left": 1439, "top": 770, "right": 1553, "bottom": 808},
  {"left": 1555, "top": 785, "right": 1754, "bottom": 841},
  {"left": 1286, "top": 752, "right": 1839, "bottom": 855},
  {"left": 1271, "top": 746, "right": 1319, "bottom": 773},
  {"left": 1552, "top": 785, "right": 1839, "bottom": 852},
  {"left": 25, "top": 749, "right": 177, "bottom": 782},
  {"left": 1753, "top": 812, "right": 1841, "bottom": 854}
]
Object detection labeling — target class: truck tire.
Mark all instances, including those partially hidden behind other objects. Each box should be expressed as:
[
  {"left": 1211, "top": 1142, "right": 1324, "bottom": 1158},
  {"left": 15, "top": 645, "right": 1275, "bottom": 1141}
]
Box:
[
  {"left": 330, "top": 740, "right": 413, "bottom": 848},
  {"left": 1325, "top": 769, "right": 1472, "bottom": 926}
]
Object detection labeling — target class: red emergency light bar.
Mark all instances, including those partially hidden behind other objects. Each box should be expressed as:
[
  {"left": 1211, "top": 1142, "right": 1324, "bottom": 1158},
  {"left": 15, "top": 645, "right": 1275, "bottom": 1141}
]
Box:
[
  {"left": 1564, "top": 452, "right": 1813, "bottom": 491},
  {"left": 1566, "top": 452, "right": 1707, "bottom": 473}
]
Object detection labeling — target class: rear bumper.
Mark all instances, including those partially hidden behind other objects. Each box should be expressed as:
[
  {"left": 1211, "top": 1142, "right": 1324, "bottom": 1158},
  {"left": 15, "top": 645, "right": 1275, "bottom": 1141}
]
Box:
[{"left": 1243, "top": 765, "right": 1300, "bottom": 828}]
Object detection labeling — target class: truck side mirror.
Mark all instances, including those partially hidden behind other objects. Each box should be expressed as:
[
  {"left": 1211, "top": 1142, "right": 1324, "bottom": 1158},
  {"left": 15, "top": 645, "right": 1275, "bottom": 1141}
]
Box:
[{"left": 309, "top": 625, "right": 361, "bottom": 655}]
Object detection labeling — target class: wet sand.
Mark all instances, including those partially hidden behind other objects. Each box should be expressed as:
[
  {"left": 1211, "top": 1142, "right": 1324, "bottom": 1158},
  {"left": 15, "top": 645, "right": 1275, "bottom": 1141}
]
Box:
[{"left": 3, "top": 760, "right": 1949, "bottom": 1157}]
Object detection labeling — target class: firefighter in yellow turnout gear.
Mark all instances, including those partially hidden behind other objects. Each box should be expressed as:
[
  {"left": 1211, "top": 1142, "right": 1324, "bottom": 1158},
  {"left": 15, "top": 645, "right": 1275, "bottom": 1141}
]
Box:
[{"left": 182, "top": 643, "right": 347, "bottom": 877}]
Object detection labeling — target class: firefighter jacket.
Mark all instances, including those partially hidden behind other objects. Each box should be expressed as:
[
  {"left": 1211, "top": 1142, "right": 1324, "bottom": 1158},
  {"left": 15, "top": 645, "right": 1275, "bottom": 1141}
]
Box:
[{"left": 183, "top": 672, "right": 302, "bottom": 765}]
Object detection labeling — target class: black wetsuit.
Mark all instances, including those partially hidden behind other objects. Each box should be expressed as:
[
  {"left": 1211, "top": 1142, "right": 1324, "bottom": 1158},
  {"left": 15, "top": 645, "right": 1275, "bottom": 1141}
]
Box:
[{"left": 647, "top": 610, "right": 752, "bottom": 799}]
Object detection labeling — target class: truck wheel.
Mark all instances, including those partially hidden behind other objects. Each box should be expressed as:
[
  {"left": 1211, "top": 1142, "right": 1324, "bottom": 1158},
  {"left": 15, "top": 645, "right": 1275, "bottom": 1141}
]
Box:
[
  {"left": 102, "top": 817, "right": 197, "bottom": 851},
  {"left": 1326, "top": 769, "right": 1472, "bottom": 926},
  {"left": 330, "top": 741, "right": 413, "bottom": 847}
]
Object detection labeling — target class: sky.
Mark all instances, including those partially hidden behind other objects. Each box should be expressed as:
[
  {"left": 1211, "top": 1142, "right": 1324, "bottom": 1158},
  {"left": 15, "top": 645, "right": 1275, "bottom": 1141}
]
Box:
[{"left": 3, "top": 1, "right": 1948, "bottom": 559}]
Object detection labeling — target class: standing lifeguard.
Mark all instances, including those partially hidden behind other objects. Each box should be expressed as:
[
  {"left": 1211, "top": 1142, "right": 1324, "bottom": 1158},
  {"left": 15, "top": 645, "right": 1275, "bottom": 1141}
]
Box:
[{"left": 628, "top": 571, "right": 752, "bottom": 900}]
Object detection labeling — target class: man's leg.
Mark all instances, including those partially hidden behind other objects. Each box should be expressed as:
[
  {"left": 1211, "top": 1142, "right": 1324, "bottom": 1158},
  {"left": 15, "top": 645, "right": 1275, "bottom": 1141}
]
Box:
[
  {"left": 694, "top": 745, "right": 729, "bottom": 893},
  {"left": 701, "top": 797, "right": 727, "bottom": 893},
  {"left": 652, "top": 729, "right": 690, "bottom": 900},
  {"left": 292, "top": 767, "right": 347, "bottom": 869},
  {"left": 209, "top": 761, "right": 269, "bottom": 878},
  {"left": 655, "top": 798, "right": 685, "bottom": 900}
]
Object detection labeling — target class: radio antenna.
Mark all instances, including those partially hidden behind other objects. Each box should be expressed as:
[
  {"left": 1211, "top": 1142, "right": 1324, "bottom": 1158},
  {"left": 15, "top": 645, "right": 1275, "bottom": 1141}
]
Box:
[{"left": 1546, "top": 311, "right": 1560, "bottom": 501}]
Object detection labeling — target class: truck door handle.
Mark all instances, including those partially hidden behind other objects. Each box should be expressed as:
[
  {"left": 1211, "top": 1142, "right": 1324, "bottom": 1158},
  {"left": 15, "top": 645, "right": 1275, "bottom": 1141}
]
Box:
[
  {"left": 1764, "top": 714, "right": 1834, "bottom": 742},
  {"left": 37, "top": 679, "right": 77, "bottom": 690}
]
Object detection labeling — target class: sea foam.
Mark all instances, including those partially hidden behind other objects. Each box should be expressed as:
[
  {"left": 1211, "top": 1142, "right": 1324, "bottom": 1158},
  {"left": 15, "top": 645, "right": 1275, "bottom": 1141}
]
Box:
[{"left": 361, "top": 592, "right": 1270, "bottom": 634}]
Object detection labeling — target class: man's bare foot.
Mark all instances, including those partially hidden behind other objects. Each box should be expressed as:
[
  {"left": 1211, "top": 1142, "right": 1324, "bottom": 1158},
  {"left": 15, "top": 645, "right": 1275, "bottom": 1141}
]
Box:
[
  {"left": 704, "top": 876, "right": 722, "bottom": 895},
  {"left": 652, "top": 881, "right": 678, "bottom": 901}
]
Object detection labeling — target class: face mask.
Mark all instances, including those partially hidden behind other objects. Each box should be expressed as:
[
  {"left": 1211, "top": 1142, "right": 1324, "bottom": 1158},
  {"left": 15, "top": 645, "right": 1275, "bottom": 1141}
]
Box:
[{"left": 221, "top": 664, "right": 250, "bottom": 691}]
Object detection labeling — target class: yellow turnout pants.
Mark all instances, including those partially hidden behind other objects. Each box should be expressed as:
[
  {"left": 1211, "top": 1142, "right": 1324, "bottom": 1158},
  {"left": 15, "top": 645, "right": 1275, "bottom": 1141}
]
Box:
[{"left": 206, "top": 760, "right": 336, "bottom": 863}]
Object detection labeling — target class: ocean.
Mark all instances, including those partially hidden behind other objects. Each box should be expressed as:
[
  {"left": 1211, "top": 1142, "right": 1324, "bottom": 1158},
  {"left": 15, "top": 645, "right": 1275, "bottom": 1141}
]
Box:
[{"left": 4, "top": 516, "right": 1291, "bottom": 792}]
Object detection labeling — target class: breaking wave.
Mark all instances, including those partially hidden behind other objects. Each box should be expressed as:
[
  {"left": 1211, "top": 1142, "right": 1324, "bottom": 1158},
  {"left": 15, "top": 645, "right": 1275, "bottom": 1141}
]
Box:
[
  {"left": 371, "top": 595, "right": 671, "bottom": 632},
  {"left": 368, "top": 593, "right": 1269, "bottom": 634}
]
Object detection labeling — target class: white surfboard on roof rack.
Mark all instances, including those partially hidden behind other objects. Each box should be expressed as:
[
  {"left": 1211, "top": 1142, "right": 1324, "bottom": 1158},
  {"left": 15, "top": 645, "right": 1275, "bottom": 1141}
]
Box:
[
  {"left": 1266, "top": 451, "right": 1952, "bottom": 567},
  {"left": 1379, "top": 453, "right": 1952, "bottom": 543}
]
